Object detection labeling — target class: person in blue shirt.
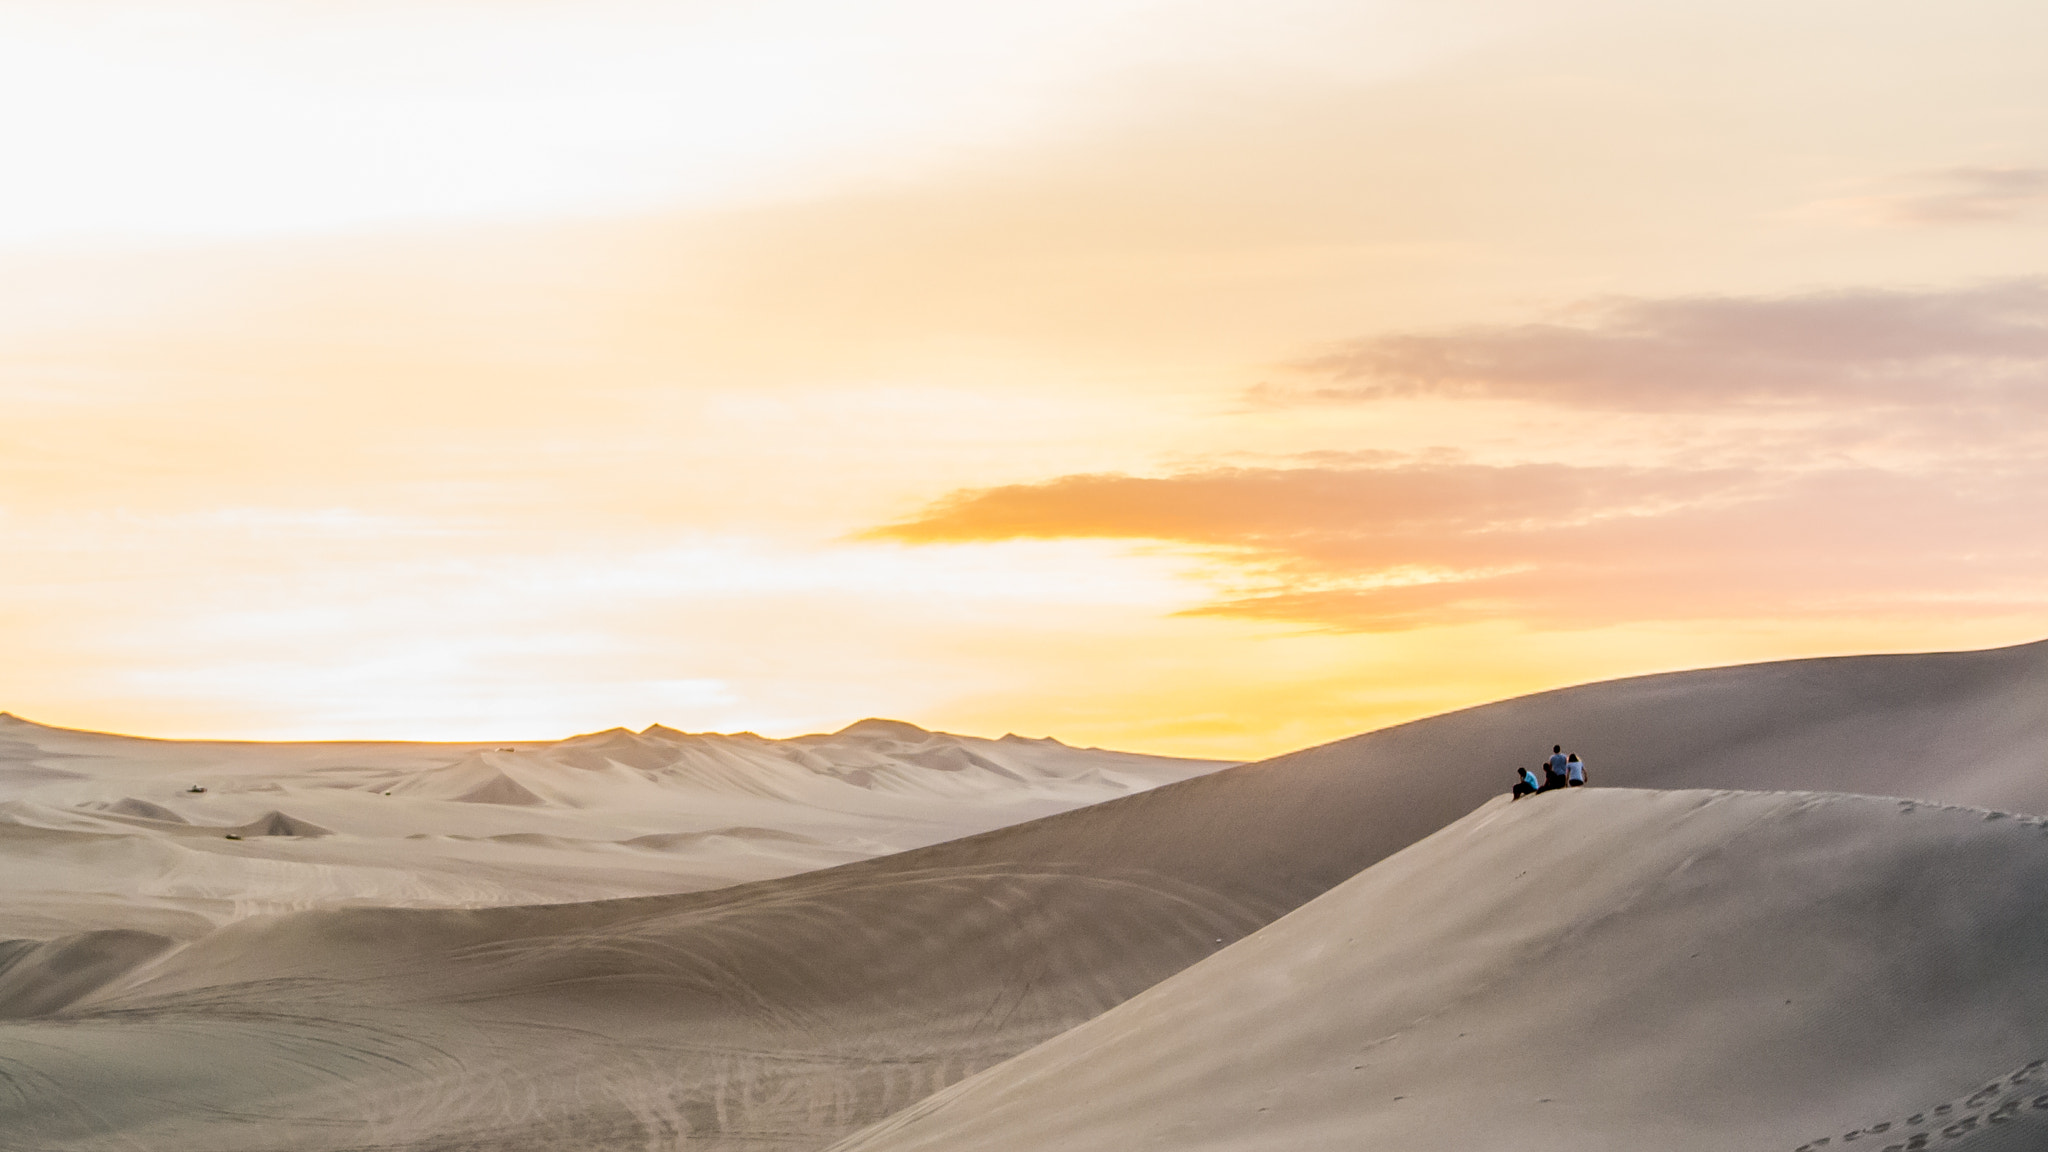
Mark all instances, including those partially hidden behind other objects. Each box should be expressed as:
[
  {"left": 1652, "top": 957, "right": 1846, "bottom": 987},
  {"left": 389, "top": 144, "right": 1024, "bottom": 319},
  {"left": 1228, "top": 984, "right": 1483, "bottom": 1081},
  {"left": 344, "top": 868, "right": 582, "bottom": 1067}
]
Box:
[
  {"left": 1512, "top": 766, "right": 1540, "bottom": 799},
  {"left": 1543, "top": 745, "right": 1569, "bottom": 791}
]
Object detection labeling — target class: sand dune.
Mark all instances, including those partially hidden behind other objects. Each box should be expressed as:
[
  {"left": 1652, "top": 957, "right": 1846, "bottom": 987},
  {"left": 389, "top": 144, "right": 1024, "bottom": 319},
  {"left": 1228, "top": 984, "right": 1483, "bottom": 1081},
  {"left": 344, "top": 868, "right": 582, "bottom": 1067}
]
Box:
[
  {"left": 0, "top": 929, "right": 177, "bottom": 1020},
  {"left": 0, "top": 714, "right": 1230, "bottom": 936},
  {"left": 6, "top": 850, "right": 1275, "bottom": 1149},
  {"left": 82, "top": 798, "right": 188, "bottom": 823},
  {"left": 832, "top": 789, "right": 2048, "bottom": 1152},
  {"left": 2, "top": 639, "right": 2046, "bottom": 1150}
]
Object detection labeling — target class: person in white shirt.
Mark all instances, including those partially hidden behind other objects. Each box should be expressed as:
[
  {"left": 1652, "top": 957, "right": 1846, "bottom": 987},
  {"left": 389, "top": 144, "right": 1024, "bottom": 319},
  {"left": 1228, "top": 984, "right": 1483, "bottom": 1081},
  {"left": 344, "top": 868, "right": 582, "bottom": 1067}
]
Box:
[{"left": 1567, "top": 753, "right": 1585, "bottom": 787}]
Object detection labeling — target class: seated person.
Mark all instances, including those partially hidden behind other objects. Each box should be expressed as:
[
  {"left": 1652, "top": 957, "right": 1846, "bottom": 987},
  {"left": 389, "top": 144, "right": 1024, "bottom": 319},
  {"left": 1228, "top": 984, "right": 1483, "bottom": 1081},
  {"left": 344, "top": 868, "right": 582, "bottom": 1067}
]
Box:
[
  {"left": 1512, "top": 766, "right": 1540, "bottom": 799},
  {"left": 1544, "top": 744, "right": 1569, "bottom": 790}
]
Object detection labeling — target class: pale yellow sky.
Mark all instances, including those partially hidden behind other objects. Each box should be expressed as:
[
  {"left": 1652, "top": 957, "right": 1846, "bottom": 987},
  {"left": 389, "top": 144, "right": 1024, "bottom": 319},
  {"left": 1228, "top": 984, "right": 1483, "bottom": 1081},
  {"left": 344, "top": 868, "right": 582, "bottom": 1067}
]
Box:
[{"left": 5, "top": 0, "right": 2047, "bottom": 755}]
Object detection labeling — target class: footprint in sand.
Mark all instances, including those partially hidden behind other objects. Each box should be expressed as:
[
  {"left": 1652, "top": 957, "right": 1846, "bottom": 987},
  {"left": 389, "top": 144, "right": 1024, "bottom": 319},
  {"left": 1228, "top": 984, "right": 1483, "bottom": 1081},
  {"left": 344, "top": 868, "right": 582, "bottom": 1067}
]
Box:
[{"left": 1794, "top": 1057, "right": 2048, "bottom": 1152}]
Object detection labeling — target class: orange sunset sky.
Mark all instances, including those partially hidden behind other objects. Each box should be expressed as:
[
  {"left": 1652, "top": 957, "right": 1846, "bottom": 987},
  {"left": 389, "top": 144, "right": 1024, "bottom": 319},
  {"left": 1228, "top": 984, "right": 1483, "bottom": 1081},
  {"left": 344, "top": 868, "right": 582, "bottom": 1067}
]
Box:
[{"left": 6, "top": 0, "right": 2048, "bottom": 757}]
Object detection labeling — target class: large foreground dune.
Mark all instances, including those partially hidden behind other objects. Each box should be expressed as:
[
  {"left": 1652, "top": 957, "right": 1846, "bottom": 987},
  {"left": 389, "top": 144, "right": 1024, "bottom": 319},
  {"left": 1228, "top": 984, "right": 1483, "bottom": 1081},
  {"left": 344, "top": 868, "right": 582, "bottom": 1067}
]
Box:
[
  {"left": 3, "top": 639, "right": 2047, "bottom": 1150},
  {"left": 835, "top": 788, "right": 2048, "bottom": 1152}
]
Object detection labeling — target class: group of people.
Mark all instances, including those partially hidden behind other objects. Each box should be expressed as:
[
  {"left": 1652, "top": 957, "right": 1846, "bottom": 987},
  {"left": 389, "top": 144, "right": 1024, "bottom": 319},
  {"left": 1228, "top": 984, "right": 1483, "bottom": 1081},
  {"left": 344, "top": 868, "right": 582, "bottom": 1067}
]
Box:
[{"left": 1511, "top": 744, "right": 1586, "bottom": 799}]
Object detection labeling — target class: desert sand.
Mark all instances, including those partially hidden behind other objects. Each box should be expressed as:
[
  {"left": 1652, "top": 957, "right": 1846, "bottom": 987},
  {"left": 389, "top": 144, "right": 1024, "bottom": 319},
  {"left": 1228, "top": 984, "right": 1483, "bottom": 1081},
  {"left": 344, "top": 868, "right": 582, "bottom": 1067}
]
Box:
[
  {"left": 4, "top": 639, "right": 2047, "bottom": 1150},
  {"left": 0, "top": 714, "right": 1229, "bottom": 939},
  {"left": 835, "top": 789, "right": 2048, "bottom": 1152}
]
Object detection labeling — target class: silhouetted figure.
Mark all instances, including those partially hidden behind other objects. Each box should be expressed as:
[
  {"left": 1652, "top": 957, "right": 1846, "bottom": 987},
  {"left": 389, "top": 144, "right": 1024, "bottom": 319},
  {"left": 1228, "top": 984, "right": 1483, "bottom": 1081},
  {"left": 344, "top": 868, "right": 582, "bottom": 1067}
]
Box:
[
  {"left": 1512, "top": 767, "right": 1539, "bottom": 800},
  {"left": 1567, "top": 753, "right": 1585, "bottom": 787}
]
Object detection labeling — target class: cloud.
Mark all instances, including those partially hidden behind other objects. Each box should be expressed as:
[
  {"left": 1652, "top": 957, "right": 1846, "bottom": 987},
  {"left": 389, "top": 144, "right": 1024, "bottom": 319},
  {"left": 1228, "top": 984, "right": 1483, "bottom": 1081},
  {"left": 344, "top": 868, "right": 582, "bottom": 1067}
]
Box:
[
  {"left": 870, "top": 458, "right": 2048, "bottom": 631},
  {"left": 868, "top": 281, "right": 2048, "bottom": 632},
  {"left": 1807, "top": 167, "right": 2048, "bottom": 227},
  {"left": 1270, "top": 281, "right": 2048, "bottom": 411},
  {"left": 871, "top": 460, "right": 1751, "bottom": 552}
]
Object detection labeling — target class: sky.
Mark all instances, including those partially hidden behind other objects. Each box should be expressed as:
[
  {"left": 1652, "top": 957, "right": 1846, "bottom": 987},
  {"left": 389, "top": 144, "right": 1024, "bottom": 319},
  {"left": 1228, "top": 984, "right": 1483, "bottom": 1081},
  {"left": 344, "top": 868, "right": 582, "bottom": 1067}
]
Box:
[{"left": 5, "top": 0, "right": 2047, "bottom": 757}]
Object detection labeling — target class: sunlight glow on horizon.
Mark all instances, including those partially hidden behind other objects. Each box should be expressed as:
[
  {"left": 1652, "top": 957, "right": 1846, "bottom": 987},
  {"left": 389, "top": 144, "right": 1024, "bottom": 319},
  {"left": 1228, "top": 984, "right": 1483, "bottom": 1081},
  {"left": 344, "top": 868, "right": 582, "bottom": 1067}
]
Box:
[{"left": 5, "top": 0, "right": 2048, "bottom": 757}]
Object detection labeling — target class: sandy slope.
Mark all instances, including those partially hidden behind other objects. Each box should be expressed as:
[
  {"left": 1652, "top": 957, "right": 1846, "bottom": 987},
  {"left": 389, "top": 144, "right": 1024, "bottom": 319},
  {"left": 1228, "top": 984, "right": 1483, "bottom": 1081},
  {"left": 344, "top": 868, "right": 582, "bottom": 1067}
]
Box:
[
  {"left": 832, "top": 788, "right": 2048, "bottom": 1152},
  {"left": 3, "top": 639, "right": 2046, "bottom": 1150},
  {"left": 0, "top": 714, "right": 1230, "bottom": 938},
  {"left": 3, "top": 839, "right": 1281, "bottom": 1149}
]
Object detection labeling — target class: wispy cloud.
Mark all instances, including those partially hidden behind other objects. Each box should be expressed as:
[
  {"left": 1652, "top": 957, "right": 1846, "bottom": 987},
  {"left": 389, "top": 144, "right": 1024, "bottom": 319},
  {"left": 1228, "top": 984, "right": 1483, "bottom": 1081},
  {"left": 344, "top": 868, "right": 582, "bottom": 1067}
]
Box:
[
  {"left": 871, "top": 459, "right": 1752, "bottom": 552},
  {"left": 871, "top": 458, "right": 2048, "bottom": 629},
  {"left": 1265, "top": 281, "right": 2048, "bottom": 411},
  {"left": 1805, "top": 167, "right": 2048, "bottom": 227}
]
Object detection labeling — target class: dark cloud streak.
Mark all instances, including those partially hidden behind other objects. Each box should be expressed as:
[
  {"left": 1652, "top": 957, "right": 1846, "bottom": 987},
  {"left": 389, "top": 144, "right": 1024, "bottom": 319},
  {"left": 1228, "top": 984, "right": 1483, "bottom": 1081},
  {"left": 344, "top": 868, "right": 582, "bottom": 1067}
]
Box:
[
  {"left": 1873, "top": 167, "right": 2048, "bottom": 224},
  {"left": 1278, "top": 281, "right": 2048, "bottom": 411}
]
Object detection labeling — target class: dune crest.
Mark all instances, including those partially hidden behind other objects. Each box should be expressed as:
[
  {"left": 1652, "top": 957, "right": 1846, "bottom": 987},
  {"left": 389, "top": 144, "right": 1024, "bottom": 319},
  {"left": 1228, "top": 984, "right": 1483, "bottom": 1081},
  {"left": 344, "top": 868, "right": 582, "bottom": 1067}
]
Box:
[
  {"left": 225, "top": 810, "right": 333, "bottom": 838},
  {"left": 86, "top": 797, "right": 189, "bottom": 823}
]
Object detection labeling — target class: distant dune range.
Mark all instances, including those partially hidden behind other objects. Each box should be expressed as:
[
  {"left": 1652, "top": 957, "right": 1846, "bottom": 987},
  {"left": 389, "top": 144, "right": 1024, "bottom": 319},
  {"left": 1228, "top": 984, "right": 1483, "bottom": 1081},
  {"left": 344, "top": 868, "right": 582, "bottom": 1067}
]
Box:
[
  {"left": 3, "top": 639, "right": 2046, "bottom": 1150},
  {"left": 0, "top": 715, "right": 1227, "bottom": 940}
]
